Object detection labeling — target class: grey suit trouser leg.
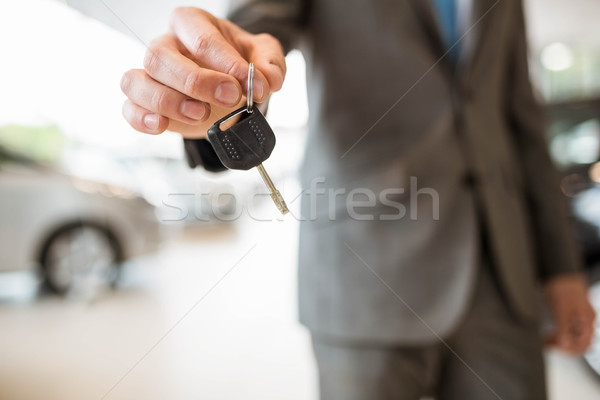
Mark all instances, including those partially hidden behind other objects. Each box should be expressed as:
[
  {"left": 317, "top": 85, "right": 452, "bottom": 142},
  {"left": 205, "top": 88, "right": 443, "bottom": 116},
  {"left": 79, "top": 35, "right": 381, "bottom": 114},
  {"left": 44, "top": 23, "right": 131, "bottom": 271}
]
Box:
[{"left": 311, "top": 263, "right": 546, "bottom": 400}]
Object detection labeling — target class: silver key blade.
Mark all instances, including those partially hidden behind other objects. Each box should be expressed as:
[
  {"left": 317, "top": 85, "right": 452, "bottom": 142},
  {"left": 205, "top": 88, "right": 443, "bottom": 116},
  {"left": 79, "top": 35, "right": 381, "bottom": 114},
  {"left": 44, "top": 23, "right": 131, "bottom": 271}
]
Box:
[{"left": 256, "top": 164, "right": 289, "bottom": 215}]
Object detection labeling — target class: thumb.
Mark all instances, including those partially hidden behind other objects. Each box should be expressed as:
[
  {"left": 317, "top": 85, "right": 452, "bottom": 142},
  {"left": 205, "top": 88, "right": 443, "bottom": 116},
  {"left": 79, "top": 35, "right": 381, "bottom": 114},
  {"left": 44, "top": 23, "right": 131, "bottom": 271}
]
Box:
[
  {"left": 244, "top": 33, "right": 287, "bottom": 95},
  {"left": 553, "top": 305, "right": 575, "bottom": 351},
  {"left": 170, "top": 8, "right": 281, "bottom": 103}
]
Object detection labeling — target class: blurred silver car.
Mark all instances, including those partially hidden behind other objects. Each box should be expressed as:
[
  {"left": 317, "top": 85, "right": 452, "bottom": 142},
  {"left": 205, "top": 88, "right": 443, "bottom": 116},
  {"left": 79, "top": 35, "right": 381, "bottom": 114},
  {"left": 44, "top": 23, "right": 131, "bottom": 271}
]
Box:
[{"left": 0, "top": 146, "right": 161, "bottom": 294}]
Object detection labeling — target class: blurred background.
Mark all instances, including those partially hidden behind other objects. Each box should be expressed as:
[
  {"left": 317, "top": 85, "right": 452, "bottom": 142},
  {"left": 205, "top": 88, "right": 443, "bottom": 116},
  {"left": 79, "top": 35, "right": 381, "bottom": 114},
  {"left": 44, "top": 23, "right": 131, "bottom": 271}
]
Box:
[{"left": 0, "top": 0, "right": 599, "bottom": 399}]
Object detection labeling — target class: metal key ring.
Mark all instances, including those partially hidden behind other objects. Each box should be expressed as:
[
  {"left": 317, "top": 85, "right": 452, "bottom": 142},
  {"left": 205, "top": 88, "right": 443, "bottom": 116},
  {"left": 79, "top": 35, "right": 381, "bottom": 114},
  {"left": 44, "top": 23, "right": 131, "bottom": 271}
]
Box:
[{"left": 246, "top": 63, "right": 254, "bottom": 113}]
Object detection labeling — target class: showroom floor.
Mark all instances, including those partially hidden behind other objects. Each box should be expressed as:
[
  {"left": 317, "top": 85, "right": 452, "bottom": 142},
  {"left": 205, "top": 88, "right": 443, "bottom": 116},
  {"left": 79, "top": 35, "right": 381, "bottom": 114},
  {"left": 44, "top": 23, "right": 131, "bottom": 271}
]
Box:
[{"left": 1, "top": 197, "right": 599, "bottom": 400}]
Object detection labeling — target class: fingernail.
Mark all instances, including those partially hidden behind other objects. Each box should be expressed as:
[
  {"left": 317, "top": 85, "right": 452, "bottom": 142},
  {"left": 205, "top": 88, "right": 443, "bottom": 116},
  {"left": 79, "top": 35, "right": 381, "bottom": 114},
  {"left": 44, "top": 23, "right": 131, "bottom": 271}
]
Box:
[
  {"left": 181, "top": 99, "right": 207, "bottom": 120},
  {"left": 143, "top": 113, "right": 160, "bottom": 131},
  {"left": 215, "top": 82, "right": 240, "bottom": 106},
  {"left": 254, "top": 79, "right": 265, "bottom": 100},
  {"left": 273, "top": 64, "right": 285, "bottom": 82}
]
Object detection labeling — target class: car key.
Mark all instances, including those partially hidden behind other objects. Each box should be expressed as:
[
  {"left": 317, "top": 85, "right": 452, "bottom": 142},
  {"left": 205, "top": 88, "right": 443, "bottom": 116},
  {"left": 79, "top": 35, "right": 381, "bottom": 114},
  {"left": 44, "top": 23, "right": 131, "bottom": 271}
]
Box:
[{"left": 207, "top": 63, "right": 289, "bottom": 215}]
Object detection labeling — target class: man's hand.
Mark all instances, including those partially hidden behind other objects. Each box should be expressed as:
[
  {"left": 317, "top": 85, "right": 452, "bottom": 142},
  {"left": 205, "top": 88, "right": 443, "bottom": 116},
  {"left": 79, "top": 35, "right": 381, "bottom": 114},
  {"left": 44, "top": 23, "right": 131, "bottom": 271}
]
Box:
[
  {"left": 120, "top": 7, "right": 286, "bottom": 138},
  {"left": 544, "top": 273, "right": 596, "bottom": 354}
]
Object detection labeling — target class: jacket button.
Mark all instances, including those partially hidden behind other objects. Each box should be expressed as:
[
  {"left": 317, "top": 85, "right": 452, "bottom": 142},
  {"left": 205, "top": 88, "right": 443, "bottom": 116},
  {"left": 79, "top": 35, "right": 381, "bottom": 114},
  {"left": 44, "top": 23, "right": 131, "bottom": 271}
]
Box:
[{"left": 462, "top": 172, "right": 478, "bottom": 187}]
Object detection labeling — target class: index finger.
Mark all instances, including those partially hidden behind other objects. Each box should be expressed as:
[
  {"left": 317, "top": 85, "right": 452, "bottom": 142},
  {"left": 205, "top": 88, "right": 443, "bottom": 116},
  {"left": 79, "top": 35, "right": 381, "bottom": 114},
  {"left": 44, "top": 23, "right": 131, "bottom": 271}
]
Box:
[
  {"left": 170, "top": 8, "right": 270, "bottom": 102},
  {"left": 143, "top": 38, "right": 243, "bottom": 108}
]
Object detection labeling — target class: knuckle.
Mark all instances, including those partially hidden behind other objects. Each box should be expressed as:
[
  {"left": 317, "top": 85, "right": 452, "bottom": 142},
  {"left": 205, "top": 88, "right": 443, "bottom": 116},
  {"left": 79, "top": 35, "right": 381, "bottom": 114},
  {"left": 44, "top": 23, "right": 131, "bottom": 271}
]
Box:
[
  {"left": 120, "top": 70, "right": 134, "bottom": 94},
  {"left": 256, "top": 33, "right": 277, "bottom": 45},
  {"left": 170, "top": 6, "right": 185, "bottom": 18},
  {"left": 257, "top": 33, "right": 284, "bottom": 52},
  {"left": 183, "top": 71, "right": 202, "bottom": 97},
  {"left": 170, "top": 7, "right": 210, "bottom": 28},
  {"left": 195, "top": 8, "right": 210, "bottom": 19},
  {"left": 170, "top": 6, "right": 191, "bottom": 24},
  {"left": 191, "top": 32, "right": 216, "bottom": 57},
  {"left": 143, "top": 46, "right": 165, "bottom": 74},
  {"left": 150, "top": 90, "right": 168, "bottom": 114},
  {"left": 224, "top": 59, "right": 245, "bottom": 79}
]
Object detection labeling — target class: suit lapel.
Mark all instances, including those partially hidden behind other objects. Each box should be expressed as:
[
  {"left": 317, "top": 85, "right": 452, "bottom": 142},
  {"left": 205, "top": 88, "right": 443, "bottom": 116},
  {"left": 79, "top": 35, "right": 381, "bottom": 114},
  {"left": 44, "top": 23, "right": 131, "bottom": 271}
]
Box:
[
  {"left": 406, "top": 0, "right": 452, "bottom": 71},
  {"left": 462, "top": 0, "right": 498, "bottom": 76},
  {"left": 407, "top": 0, "right": 499, "bottom": 77}
]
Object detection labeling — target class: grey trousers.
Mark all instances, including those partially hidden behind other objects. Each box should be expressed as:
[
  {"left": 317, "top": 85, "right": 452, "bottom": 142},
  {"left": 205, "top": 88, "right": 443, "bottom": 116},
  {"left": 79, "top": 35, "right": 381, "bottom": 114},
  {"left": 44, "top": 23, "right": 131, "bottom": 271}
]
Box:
[{"left": 311, "top": 263, "right": 546, "bottom": 400}]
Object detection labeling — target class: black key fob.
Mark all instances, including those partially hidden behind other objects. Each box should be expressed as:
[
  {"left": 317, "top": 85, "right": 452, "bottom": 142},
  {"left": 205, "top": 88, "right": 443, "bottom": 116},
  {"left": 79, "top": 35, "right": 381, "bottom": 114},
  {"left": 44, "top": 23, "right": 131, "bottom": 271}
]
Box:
[{"left": 207, "top": 106, "right": 276, "bottom": 170}]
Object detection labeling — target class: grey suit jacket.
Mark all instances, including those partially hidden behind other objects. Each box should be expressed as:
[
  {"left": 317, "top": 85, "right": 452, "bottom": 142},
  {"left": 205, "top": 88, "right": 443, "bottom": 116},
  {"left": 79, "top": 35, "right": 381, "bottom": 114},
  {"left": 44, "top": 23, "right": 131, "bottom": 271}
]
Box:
[{"left": 225, "top": 0, "right": 583, "bottom": 343}]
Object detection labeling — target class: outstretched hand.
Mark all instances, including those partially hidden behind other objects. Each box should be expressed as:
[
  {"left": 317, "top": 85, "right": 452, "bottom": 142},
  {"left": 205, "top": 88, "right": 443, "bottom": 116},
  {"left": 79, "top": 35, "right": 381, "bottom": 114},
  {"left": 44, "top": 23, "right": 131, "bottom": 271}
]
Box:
[{"left": 120, "top": 7, "right": 286, "bottom": 137}]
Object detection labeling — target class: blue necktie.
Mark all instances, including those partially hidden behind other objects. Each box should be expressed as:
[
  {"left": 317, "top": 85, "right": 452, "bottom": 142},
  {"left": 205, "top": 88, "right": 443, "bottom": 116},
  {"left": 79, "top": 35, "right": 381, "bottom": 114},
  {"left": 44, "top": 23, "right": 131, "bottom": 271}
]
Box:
[{"left": 431, "top": 0, "right": 459, "bottom": 61}]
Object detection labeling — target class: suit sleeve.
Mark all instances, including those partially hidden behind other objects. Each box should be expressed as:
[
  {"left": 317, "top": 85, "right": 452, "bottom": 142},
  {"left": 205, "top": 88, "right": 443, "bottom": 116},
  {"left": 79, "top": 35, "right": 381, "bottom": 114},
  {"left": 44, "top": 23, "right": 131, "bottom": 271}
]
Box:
[
  {"left": 507, "top": 1, "right": 583, "bottom": 280},
  {"left": 228, "top": 0, "right": 308, "bottom": 54}
]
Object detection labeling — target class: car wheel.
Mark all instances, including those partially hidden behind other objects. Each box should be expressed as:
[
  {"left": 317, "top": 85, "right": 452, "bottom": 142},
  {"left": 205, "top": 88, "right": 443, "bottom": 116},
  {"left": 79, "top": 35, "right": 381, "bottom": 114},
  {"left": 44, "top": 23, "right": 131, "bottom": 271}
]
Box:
[{"left": 40, "top": 224, "right": 121, "bottom": 295}]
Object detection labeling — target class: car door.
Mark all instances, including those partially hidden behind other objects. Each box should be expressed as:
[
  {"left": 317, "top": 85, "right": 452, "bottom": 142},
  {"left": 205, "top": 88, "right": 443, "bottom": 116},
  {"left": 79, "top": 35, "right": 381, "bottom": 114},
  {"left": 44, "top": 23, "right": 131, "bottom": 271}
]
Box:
[{"left": 0, "top": 148, "right": 48, "bottom": 271}]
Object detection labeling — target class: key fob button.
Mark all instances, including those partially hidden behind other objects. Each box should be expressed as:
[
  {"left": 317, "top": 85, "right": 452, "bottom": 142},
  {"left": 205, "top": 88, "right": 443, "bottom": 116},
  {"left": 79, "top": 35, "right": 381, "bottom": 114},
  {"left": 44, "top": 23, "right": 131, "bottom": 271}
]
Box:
[{"left": 207, "top": 107, "right": 276, "bottom": 171}]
